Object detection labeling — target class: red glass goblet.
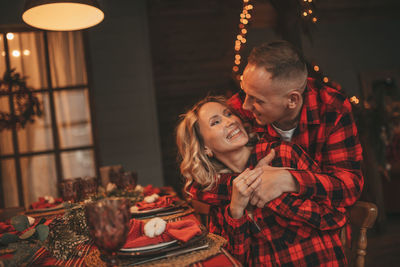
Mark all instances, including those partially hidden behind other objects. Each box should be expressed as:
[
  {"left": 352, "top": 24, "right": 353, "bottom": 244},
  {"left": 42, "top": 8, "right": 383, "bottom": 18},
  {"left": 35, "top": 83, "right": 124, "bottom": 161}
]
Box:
[
  {"left": 85, "top": 198, "right": 131, "bottom": 266},
  {"left": 59, "top": 178, "right": 81, "bottom": 202}
]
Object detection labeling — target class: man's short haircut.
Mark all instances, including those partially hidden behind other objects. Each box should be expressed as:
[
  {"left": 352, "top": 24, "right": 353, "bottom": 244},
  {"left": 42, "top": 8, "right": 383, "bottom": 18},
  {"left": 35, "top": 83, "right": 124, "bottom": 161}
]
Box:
[{"left": 248, "top": 40, "right": 307, "bottom": 80}]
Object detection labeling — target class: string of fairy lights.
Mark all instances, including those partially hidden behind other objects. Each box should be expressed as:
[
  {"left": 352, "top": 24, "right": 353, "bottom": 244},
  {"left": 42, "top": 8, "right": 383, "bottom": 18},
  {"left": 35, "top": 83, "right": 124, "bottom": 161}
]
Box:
[
  {"left": 232, "top": 0, "right": 254, "bottom": 81},
  {"left": 231, "top": 0, "right": 339, "bottom": 92}
]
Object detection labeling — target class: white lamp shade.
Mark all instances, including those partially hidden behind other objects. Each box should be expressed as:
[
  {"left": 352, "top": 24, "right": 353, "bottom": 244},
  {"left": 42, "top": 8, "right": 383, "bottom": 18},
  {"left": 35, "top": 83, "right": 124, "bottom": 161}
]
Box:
[{"left": 22, "top": 0, "right": 104, "bottom": 31}]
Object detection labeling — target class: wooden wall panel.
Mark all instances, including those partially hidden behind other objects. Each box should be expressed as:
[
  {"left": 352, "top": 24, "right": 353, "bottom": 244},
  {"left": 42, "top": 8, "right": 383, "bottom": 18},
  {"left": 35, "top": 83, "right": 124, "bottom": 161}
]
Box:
[{"left": 147, "top": 0, "right": 242, "bottom": 192}]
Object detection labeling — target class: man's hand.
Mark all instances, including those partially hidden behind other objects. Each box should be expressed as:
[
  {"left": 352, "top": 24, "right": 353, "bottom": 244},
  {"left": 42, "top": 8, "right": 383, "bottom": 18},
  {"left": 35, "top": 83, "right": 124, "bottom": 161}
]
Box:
[
  {"left": 250, "top": 166, "right": 299, "bottom": 208},
  {"left": 230, "top": 168, "right": 262, "bottom": 219}
]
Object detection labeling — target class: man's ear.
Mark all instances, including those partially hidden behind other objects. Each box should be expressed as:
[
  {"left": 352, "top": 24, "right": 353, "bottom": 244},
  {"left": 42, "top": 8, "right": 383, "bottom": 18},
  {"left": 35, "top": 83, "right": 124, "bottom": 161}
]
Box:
[{"left": 287, "top": 91, "right": 302, "bottom": 109}]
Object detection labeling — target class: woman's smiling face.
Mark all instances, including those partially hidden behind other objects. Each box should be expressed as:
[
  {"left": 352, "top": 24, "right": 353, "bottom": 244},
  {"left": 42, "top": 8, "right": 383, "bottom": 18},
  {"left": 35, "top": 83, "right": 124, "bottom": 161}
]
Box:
[{"left": 197, "top": 102, "right": 249, "bottom": 156}]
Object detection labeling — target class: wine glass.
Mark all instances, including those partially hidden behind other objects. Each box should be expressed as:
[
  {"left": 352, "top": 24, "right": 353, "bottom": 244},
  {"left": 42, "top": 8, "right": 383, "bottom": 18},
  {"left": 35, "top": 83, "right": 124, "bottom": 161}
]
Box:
[
  {"left": 85, "top": 198, "right": 131, "bottom": 266},
  {"left": 59, "top": 178, "right": 82, "bottom": 202}
]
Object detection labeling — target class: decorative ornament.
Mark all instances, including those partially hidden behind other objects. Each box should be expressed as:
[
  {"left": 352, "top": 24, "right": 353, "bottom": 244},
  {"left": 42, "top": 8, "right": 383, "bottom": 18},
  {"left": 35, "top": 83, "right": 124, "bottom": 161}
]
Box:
[
  {"left": 0, "top": 69, "right": 42, "bottom": 131},
  {"left": 45, "top": 204, "right": 89, "bottom": 260},
  {"left": 144, "top": 217, "right": 167, "bottom": 238}
]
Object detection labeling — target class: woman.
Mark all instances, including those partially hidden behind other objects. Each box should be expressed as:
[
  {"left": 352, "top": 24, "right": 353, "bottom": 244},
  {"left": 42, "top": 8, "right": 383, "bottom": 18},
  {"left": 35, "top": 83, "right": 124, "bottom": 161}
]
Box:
[{"left": 176, "top": 96, "right": 347, "bottom": 266}]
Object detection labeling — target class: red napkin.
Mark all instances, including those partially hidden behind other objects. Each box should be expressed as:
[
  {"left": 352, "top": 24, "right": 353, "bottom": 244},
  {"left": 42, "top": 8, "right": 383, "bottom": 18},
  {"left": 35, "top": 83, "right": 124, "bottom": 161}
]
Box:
[
  {"left": 166, "top": 219, "right": 202, "bottom": 242},
  {"left": 135, "top": 196, "right": 173, "bottom": 211},
  {"left": 143, "top": 185, "right": 161, "bottom": 196},
  {"left": 122, "top": 218, "right": 202, "bottom": 249},
  {"left": 30, "top": 197, "right": 63, "bottom": 209},
  {"left": 0, "top": 221, "right": 15, "bottom": 235}
]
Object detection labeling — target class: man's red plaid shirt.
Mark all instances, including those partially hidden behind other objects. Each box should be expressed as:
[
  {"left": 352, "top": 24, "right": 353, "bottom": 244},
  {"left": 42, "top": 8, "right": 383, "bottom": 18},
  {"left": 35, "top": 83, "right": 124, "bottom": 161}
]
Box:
[{"left": 188, "top": 78, "right": 364, "bottom": 266}]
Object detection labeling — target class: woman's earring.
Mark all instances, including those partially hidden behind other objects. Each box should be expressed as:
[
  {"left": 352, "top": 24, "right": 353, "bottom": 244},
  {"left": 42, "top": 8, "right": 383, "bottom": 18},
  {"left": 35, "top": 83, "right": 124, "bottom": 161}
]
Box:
[{"left": 205, "top": 147, "right": 213, "bottom": 158}]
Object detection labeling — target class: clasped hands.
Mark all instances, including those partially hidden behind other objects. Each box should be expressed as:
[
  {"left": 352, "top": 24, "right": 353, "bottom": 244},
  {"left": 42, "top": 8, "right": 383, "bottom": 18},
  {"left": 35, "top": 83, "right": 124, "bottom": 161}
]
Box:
[{"left": 230, "top": 149, "right": 298, "bottom": 219}]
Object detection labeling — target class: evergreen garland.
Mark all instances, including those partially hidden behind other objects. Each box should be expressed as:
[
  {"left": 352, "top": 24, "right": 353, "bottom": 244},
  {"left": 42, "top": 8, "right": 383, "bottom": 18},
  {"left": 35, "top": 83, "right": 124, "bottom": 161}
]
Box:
[{"left": 45, "top": 204, "right": 89, "bottom": 260}]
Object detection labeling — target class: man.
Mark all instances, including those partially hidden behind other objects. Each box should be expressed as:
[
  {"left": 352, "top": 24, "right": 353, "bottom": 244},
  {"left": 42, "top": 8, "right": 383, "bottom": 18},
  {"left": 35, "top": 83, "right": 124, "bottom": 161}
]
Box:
[
  {"left": 230, "top": 40, "right": 364, "bottom": 209},
  {"left": 189, "top": 40, "right": 363, "bottom": 266}
]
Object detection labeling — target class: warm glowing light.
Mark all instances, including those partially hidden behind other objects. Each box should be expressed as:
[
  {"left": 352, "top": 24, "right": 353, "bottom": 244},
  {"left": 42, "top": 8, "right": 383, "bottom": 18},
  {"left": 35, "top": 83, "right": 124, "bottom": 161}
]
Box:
[
  {"left": 323, "top": 77, "right": 329, "bottom": 83},
  {"left": 235, "top": 46, "right": 240, "bottom": 51},
  {"left": 12, "top": 50, "right": 21, "bottom": 57},
  {"left": 235, "top": 40, "right": 241, "bottom": 45},
  {"left": 246, "top": 14, "right": 251, "bottom": 19},
  {"left": 241, "top": 38, "right": 247, "bottom": 43},
  {"left": 1, "top": 51, "right": 5, "bottom": 57},
  {"left": 237, "top": 35, "right": 243, "bottom": 40},
  {"left": 23, "top": 49, "right": 31, "bottom": 56},
  {"left": 240, "top": 75, "right": 243, "bottom": 81},
  {"left": 241, "top": 29, "right": 247, "bottom": 34},
  {"left": 243, "top": 19, "right": 248, "bottom": 24},
  {"left": 350, "top": 96, "right": 360, "bottom": 104},
  {"left": 308, "top": 0, "right": 312, "bottom": 2},
  {"left": 240, "top": 14, "right": 245, "bottom": 19},
  {"left": 233, "top": 66, "right": 239, "bottom": 72},
  {"left": 243, "top": 10, "right": 248, "bottom": 14},
  {"left": 243, "top": 0, "right": 249, "bottom": 2},
  {"left": 6, "top": 33, "right": 14, "bottom": 40},
  {"left": 303, "top": 12, "right": 308, "bottom": 17},
  {"left": 247, "top": 5, "right": 253, "bottom": 9},
  {"left": 235, "top": 60, "right": 241, "bottom": 65},
  {"left": 313, "top": 65, "right": 319, "bottom": 72},
  {"left": 312, "top": 17, "right": 317, "bottom": 23},
  {"left": 235, "top": 54, "right": 241, "bottom": 60},
  {"left": 22, "top": 2, "right": 104, "bottom": 31},
  {"left": 308, "top": 9, "right": 313, "bottom": 14}
]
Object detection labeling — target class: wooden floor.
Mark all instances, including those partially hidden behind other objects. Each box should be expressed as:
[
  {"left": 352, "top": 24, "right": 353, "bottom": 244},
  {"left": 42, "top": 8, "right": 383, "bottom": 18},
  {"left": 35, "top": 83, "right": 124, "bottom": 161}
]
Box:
[{"left": 365, "top": 214, "right": 400, "bottom": 266}]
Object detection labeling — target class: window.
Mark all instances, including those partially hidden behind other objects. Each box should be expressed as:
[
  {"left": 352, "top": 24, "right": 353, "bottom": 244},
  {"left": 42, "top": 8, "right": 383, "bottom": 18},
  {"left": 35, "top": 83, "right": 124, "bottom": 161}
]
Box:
[{"left": 0, "top": 27, "right": 98, "bottom": 208}]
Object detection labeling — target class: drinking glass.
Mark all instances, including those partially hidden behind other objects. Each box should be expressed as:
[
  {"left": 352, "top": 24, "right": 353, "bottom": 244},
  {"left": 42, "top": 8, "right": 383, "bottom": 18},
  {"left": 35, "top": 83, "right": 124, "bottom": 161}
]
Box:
[{"left": 85, "top": 198, "right": 131, "bottom": 266}]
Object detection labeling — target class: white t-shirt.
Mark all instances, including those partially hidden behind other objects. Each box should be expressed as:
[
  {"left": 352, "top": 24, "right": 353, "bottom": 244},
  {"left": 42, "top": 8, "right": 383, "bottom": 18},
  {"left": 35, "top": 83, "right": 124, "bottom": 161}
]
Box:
[{"left": 272, "top": 124, "right": 296, "bottom": 142}]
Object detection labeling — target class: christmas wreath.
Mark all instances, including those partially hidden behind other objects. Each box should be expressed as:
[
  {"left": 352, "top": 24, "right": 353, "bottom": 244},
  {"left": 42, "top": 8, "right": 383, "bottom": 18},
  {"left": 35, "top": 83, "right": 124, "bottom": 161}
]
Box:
[{"left": 0, "top": 69, "right": 42, "bottom": 131}]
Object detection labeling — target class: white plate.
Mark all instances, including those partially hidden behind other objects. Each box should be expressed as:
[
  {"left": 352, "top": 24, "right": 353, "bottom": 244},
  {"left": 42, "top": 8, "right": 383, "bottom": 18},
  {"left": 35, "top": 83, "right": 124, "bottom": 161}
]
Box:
[{"left": 120, "top": 240, "right": 177, "bottom": 252}]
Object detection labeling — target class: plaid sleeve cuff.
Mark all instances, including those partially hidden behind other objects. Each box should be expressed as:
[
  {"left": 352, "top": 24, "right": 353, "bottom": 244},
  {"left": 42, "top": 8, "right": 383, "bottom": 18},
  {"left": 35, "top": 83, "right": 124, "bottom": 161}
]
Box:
[
  {"left": 289, "top": 169, "right": 317, "bottom": 198},
  {"left": 224, "top": 205, "right": 249, "bottom": 229}
]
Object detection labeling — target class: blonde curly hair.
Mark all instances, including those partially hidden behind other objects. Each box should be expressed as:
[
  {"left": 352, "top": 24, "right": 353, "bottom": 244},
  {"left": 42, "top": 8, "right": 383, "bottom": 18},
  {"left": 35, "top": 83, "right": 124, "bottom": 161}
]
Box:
[{"left": 176, "top": 96, "right": 231, "bottom": 195}]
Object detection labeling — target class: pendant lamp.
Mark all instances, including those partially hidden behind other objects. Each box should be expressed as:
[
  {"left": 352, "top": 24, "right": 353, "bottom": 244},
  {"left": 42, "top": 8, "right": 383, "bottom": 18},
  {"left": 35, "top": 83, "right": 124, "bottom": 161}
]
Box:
[{"left": 22, "top": 0, "right": 104, "bottom": 31}]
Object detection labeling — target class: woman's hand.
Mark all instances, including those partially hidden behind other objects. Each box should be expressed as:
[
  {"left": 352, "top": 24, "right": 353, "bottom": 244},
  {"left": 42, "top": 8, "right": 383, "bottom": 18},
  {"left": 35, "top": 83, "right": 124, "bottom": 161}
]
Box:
[{"left": 230, "top": 168, "right": 262, "bottom": 219}]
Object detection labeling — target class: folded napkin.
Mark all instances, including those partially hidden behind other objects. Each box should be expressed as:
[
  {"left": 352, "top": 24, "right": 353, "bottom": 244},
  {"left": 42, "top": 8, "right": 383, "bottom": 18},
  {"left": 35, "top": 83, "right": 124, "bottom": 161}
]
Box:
[
  {"left": 122, "top": 218, "right": 202, "bottom": 249},
  {"left": 143, "top": 185, "right": 161, "bottom": 196},
  {"left": 0, "top": 221, "right": 15, "bottom": 235},
  {"left": 135, "top": 196, "right": 173, "bottom": 211},
  {"left": 166, "top": 220, "right": 202, "bottom": 242}
]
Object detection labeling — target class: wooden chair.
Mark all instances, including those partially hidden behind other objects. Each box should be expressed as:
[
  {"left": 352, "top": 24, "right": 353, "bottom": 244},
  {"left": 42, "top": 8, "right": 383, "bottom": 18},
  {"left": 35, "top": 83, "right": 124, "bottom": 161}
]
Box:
[
  {"left": 340, "top": 201, "right": 378, "bottom": 267},
  {"left": 190, "top": 199, "right": 378, "bottom": 267},
  {"left": 190, "top": 199, "right": 211, "bottom": 227}
]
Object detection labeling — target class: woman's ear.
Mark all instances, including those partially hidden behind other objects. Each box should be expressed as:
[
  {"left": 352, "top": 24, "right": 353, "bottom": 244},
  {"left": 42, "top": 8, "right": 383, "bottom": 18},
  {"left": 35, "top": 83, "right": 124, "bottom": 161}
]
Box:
[
  {"left": 204, "top": 146, "right": 213, "bottom": 158},
  {"left": 287, "top": 91, "right": 302, "bottom": 109}
]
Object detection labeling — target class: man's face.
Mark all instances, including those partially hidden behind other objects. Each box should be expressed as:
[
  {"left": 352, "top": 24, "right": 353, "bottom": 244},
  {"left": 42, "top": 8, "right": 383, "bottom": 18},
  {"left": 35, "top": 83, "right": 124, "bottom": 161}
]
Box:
[{"left": 241, "top": 64, "right": 289, "bottom": 126}]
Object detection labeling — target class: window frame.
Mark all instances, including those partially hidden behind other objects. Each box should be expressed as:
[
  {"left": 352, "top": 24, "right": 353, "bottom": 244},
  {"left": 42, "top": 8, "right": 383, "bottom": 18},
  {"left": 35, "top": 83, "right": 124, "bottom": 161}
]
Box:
[{"left": 0, "top": 25, "right": 100, "bottom": 208}]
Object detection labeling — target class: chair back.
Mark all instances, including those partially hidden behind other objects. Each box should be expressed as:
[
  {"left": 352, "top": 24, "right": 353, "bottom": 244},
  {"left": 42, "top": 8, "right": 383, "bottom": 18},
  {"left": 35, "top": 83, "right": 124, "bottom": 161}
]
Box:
[
  {"left": 190, "top": 199, "right": 211, "bottom": 227},
  {"left": 340, "top": 201, "right": 378, "bottom": 267}
]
